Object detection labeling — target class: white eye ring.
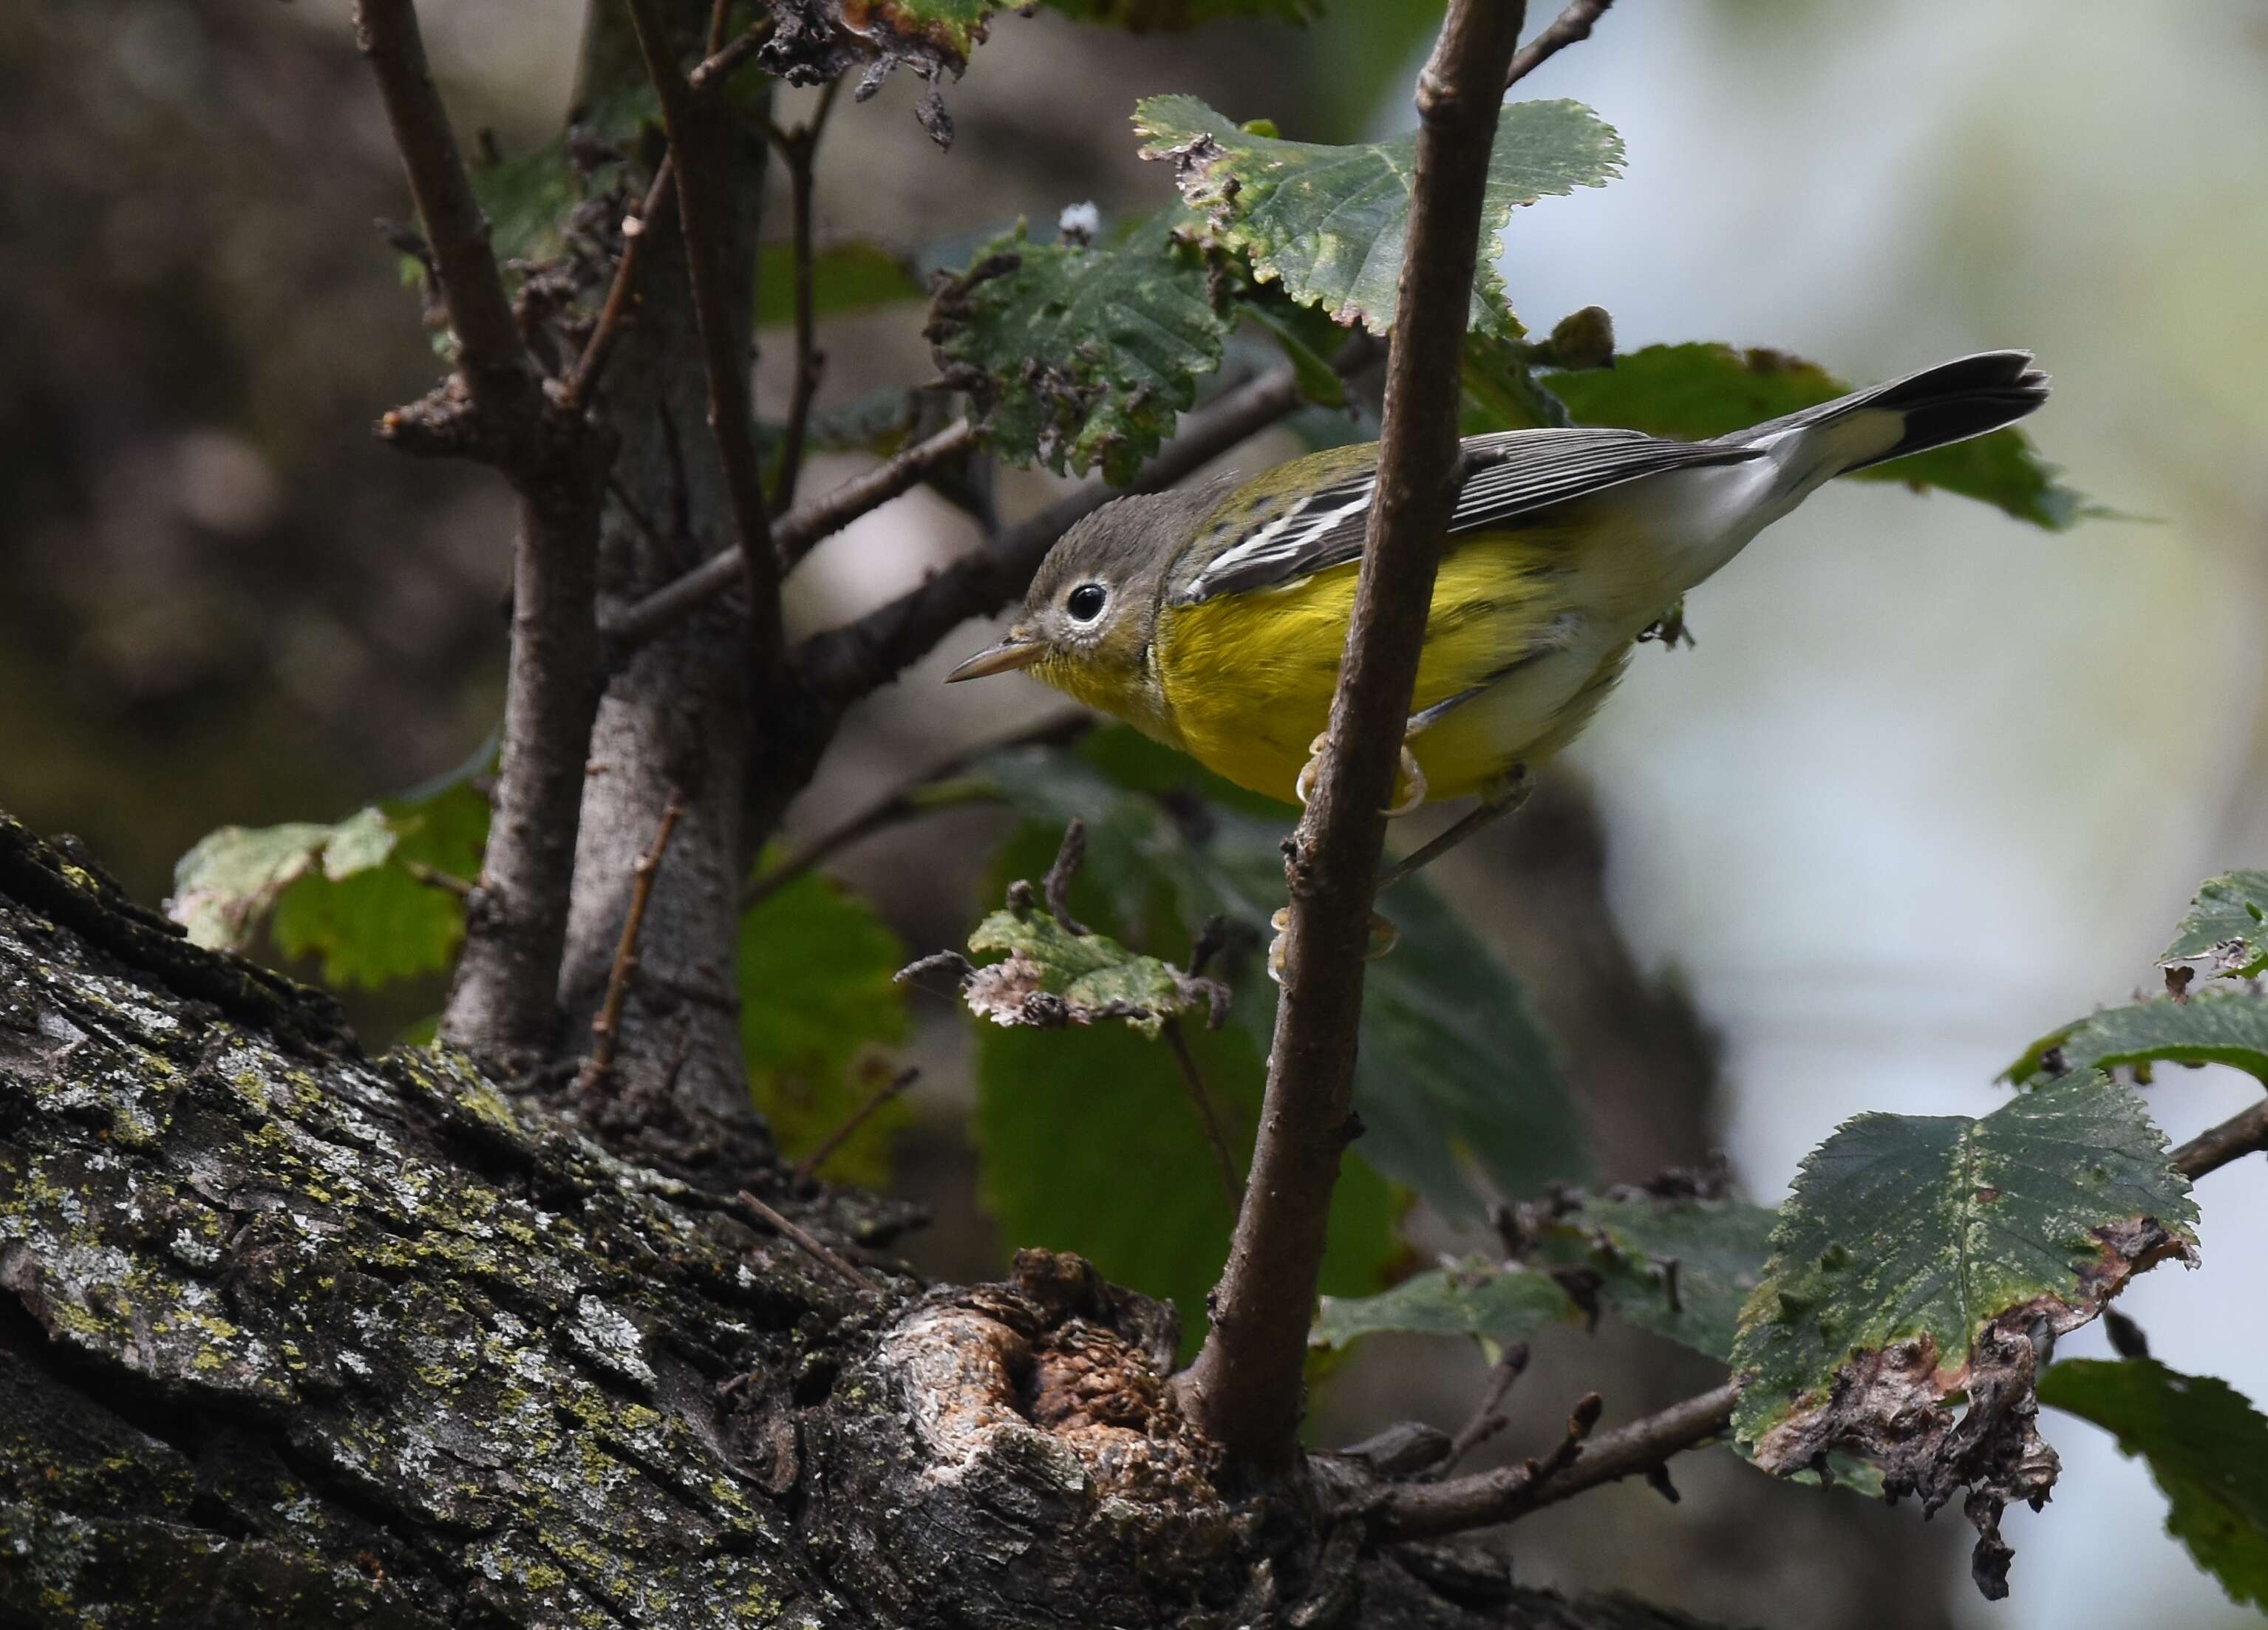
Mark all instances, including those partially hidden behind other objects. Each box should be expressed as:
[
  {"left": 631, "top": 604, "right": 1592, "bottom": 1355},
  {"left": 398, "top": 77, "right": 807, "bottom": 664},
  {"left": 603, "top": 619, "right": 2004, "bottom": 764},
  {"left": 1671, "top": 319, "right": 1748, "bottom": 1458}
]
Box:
[{"left": 1067, "top": 583, "right": 1107, "bottom": 622}]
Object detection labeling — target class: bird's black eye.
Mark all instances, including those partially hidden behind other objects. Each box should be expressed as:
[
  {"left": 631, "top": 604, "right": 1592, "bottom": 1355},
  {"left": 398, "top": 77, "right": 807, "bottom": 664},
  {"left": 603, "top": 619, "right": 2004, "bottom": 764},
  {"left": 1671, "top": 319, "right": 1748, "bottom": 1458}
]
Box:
[{"left": 1066, "top": 583, "right": 1107, "bottom": 622}]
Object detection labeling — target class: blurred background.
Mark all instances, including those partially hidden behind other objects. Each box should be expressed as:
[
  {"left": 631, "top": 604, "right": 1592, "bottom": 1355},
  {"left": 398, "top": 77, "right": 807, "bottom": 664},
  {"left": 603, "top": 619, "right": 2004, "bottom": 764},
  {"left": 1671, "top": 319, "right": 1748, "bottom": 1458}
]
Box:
[{"left": 4, "top": 1, "right": 2264, "bottom": 1626}]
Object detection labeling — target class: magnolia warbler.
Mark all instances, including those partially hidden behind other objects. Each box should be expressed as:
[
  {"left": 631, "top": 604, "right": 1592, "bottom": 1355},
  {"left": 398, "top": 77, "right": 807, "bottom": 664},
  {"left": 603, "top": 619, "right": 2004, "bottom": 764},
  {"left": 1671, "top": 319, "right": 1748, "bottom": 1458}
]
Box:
[{"left": 949, "top": 352, "right": 2049, "bottom": 814}]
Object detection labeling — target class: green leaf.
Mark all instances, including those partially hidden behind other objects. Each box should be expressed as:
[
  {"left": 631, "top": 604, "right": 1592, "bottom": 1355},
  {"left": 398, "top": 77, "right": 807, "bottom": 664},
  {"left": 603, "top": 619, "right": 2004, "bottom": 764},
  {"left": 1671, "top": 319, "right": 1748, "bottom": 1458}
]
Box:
[
  {"left": 172, "top": 808, "right": 397, "bottom": 955},
  {"left": 739, "top": 867, "right": 910, "bottom": 1188},
  {"left": 2041, "top": 1358, "right": 2268, "bottom": 1613},
  {"left": 2160, "top": 870, "right": 2268, "bottom": 981},
  {"left": 1242, "top": 293, "right": 1350, "bottom": 409},
  {"left": 471, "top": 86, "right": 655, "bottom": 266},
  {"left": 1037, "top": 0, "right": 1318, "bottom": 28},
  {"left": 1528, "top": 1190, "right": 1778, "bottom": 1365},
  {"left": 268, "top": 781, "right": 489, "bottom": 989},
  {"left": 927, "top": 212, "right": 1233, "bottom": 482},
  {"left": 753, "top": 240, "right": 924, "bottom": 328},
  {"left": 1134, "top": 95, "right": 1623, "bottom": 338},
  {"left": 962, "top": 904, "right": 1214, "bottom": 1039},
  {"left": 976, "top": 728, "right": 1585, "bottom": 1218},
  {"left": 1312, "top": 1261, "right": 1579, "bottom": 1351},
  {"left": 1547, "top": 343, "right": 2080, "bottom": 530},
  {"left": 1732, "top": 1075, "right": 2197, "bottom": 1595},
  {"left": 1462, "top": 328, "right": 1573, "bottom": 433},
  {"left": 972, "top": 817, "right": 1399, "bottom": 1354},
  {"left": 2007, "top": 990, "right": 2268, "bottom": 1088}
]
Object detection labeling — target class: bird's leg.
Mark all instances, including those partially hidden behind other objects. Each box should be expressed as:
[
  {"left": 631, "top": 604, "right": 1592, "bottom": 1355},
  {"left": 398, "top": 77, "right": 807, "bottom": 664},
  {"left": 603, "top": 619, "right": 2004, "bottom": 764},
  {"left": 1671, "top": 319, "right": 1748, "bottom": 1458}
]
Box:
[{"left": 1375, "top": 764, "right": 1534, "bottom": 897}]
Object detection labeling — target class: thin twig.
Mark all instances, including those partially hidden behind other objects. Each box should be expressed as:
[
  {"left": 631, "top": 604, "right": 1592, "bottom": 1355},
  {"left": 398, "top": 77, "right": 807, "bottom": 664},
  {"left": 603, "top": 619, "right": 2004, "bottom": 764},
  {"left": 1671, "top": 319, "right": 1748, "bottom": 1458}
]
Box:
[
  {"left": 737, "top": 1189, "right": 879, "bottom": 1291},
  {"left": 1173, "top": 0, "right": 1529, "bottom": 1473},
  {"left": 560, "top": 158, "right": 677, "bottom": 412},
  {"left": 402, "top": 860, "right": 476, "bottom": 898},
  {"left": 577, "top": 789, "right": 684, "bottom": 1094},
  {"left": 1504, "top": 0, "right": 1616, "bottom": 88},
  {"left": 704, "top": 0, "right": 733, "bottom": 55},
  {"left": 1165, "top": 1018, "right": 1244, "bottom": 1210},
  {"left": 792, "top": 1066, "right": 919, "bottom": 1184},
  {"left": 622, "top": 0, "right": 780, "bottom": 677},
  {"left": 607, "top": 418, "right": 981, "bottom": 648},
  {"left": 689, "top": 16, "right": 774, "bottom": 93},
  {"left": 1378, "top": 1381, "right": 1736, "bottom": 1542},
  {"left": 1440, "top": 1343, "right": 1531, "bottom": 1474},
  {"left": 740, "top": 712, "right": 1089, "bottom": 910},
  {"left": 769, "top": 78, "right": 842, "bottom": 513},
  {"left": 1041, "top": 819, "right": 1089, "bottom": 935},
  {"left": 2174, "top": 1096, "right": 2268, "bottom": 1179}
]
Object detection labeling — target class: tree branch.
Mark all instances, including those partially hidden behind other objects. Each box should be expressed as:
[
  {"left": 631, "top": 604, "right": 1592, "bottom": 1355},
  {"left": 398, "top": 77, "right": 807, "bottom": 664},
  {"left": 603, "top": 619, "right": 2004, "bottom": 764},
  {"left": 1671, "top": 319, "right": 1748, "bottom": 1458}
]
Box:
[
  {"left": 2173, "top": 1096, "right": 2268, "bottom": 1179},
  {"left": 1505, "top": 0, "right": 1616, "bottom": 89},
  {"left": 559, "top": 157, "right": 678, "bottom": 412},
  {"left": 1377, "top": 1382, "right": 1737, "bottom": 1542},
  {"left": 769, "top": 78, "right": 843, "bottom": 514},
  {"left": 792, "top": 362, "right": 1315, "bottom": 709},
  {"left": 355, "top": 0, "right": 608, "bottom": 1061},
  {"left": 352, "top": 0, "right": 535, "bottom": 422},
  {"left": 1173, "top": 0, "right": 1528, "bottom": 1473},
  {"left": 623, "top": 0, "right": 781, "bottom": 674},
  {"left": 607, "top": 417, "right": 981, "bottom": 649}
]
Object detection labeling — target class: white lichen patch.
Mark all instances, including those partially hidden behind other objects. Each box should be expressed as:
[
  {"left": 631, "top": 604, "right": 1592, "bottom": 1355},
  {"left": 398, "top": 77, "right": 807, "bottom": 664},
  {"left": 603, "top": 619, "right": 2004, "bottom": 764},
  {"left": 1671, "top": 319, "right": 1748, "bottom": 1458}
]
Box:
[{"left": 571, "top": 1295, "right": 657, "bottom": 1388}]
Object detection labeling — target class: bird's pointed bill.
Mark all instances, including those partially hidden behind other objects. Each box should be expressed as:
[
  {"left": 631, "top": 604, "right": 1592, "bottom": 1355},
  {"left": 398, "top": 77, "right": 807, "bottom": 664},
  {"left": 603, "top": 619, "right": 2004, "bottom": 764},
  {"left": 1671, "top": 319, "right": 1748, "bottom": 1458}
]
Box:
[{"left": 946, "top": 635, "right": 1043, "bottom": 682}]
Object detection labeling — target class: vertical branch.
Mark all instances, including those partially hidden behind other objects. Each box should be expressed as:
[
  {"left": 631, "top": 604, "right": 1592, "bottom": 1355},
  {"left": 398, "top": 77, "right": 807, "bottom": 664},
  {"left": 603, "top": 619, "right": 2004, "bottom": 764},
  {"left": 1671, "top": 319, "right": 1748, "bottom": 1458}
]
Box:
[
  {"left": 576, "top": 790, "right": 685, "bottom": 1094},
  {"left": 623, "top": 0, "right": 783, "bottom": 676},
  {"left": 355, "top": 0, "right": 607, "bottom": 1063},
  {"left": 768, "top": 78, "right": 842, "bottom": 513},
  {"left": 1174, "top": 0, "right": 1529, "bottom": 1472}
]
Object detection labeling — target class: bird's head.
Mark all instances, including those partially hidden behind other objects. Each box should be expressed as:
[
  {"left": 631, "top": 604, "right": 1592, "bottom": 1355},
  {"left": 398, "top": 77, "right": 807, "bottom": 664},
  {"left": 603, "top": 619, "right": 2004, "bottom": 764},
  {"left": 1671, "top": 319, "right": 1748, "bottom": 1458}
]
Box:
[{"left": 945, "top": 485, "right": 1220, "bottom": 721}]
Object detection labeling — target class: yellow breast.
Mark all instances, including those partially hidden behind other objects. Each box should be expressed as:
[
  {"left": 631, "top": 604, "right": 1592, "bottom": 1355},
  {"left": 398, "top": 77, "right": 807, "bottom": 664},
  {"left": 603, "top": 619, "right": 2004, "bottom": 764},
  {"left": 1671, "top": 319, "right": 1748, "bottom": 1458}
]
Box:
[{"left": 1147, "top": 536, "right": 1621, "bottom": 805}]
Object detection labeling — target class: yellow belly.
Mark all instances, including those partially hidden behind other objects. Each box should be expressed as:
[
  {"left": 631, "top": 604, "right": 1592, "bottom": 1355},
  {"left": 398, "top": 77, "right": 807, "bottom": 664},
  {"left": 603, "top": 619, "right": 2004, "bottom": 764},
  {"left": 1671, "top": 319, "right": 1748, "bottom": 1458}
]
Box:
[{"left": 1151, "top": 542, "right": 1624, "bottom": 805}]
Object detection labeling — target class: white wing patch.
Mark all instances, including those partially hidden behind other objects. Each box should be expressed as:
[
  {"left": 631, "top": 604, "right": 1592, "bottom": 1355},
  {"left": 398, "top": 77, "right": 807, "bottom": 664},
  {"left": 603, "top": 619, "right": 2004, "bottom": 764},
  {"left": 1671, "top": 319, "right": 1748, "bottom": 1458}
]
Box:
[{"left": 1184, "top": 476, "right": 1376, "bottom": 600}]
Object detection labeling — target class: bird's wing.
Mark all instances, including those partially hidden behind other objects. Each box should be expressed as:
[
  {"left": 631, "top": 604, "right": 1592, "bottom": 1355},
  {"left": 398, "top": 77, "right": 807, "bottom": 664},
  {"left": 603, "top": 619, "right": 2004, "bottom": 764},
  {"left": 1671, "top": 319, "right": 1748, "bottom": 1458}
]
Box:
[{"left": 1174, "top": 428, "right": 1768, "bottom": 606}]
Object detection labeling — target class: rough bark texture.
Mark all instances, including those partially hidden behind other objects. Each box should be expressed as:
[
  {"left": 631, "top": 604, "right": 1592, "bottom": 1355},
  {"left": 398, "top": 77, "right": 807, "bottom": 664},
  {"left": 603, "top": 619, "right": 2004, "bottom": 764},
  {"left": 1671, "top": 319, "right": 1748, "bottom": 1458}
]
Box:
[
  {"left": 0, "top": 812, "right": 1741, "bottom": 1629},
  {"left": 551, "top": 2, "right": 772, "bottom": 1173}
]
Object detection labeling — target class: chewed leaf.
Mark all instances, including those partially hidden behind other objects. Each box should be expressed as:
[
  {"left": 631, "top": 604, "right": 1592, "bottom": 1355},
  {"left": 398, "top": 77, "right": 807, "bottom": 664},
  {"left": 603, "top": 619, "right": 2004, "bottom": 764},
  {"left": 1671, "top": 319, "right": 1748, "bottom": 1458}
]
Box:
[
  {"left": 1312, "top": 1261, "right": 1581, "bottom": 1351},
  {"left": 1134, "top": 94, "right": 1622, "bottom": 338},
  {"left": 2160, "top": 870, "right": 2268, "bottom": 981},
  {"left": 2040, "top": 1359, "right": 2268, "bottom": 1612},
  {"left": 2006, "top": 990, "right": 2268, "bottom": 1088},
  {"left": 1732, "top": 1074, "right": 2199, "bottom": 1599},
  {"left": 1525, "top": 1187, "right": 1777, "bottom": 1365},
  {"left": 927, "top": 212, "right": 1232, "bottom": 482},
  {"left": 171, "top": 809, "right": 396, "bottom": 954},
  {"left": 1547, "top": 342, "right": 2082, "bottom": 530},
  {"left": 961, "top": 907, "right": 1212, "bottom": 1038},
  {"left": 761, "top": 0, "right": 1018, "bottom": 143}
]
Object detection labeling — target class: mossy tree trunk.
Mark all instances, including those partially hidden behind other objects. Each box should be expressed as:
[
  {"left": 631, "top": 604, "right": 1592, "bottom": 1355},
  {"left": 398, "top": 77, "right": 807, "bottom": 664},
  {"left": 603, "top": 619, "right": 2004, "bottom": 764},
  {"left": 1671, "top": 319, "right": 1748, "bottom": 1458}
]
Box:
[{"left": 0, "top": 814, "right": 1730, "bottom": 1629}]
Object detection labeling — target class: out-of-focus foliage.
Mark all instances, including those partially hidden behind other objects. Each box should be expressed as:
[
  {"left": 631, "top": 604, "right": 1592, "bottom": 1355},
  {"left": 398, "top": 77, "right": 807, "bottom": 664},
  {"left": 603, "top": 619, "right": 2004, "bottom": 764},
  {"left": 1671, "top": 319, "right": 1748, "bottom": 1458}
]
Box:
[
  {"left": 975, "top": 728, "right": 1587, "bottom": 1218},
  {"left": 738, "top": 867, "right": 911, "bottom": 1188},
  {"left": 2041, "top": 1359, "right": 2268, "bottom": 1614},
  {"left": 2006, "top": 990, "right": 2268, "bottom": 1088},
  {"left": 1134, "top": 94, "right": 1624, "bottom": 338},
  {"left": 2159, "top": 870, "right": 2268, "bottom": 981},
  {"left": 1041, "top": 0, "right": 1320, "bottom": 29},
  {"left": 1312, "top": 1259, "right": 1579, "bottom": 1352},
  {"left": 753, "top": 240, "right": 924, "bottom": 327},
  {"left": 1544, "top": 343, "right": 2080, "bottom": 528},
  {"left": 172, "top": 761, "right": 489, "bottom": 991},
  {"left": 926, "top": 214, "right": 1231, "bottom": 481}
]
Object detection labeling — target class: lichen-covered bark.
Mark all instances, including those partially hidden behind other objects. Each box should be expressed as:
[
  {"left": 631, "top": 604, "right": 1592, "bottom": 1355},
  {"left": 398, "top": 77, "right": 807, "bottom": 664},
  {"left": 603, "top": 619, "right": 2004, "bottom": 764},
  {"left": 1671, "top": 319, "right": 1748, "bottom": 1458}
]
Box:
[{"left": 0, "top": 813, "right": 1735, "bottom": 1629}]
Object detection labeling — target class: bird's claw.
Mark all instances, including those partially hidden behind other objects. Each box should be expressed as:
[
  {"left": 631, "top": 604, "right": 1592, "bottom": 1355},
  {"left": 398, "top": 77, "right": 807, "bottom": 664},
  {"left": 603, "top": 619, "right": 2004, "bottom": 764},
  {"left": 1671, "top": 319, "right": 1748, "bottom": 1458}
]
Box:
[
  {"left": 1292, "top": 734, "right": 1427, "bottom": 814},
  {"left": 1267, "top": 905, "right": 1400, "bottom": 983},
  {"left": 1383, "top": 746, "right": 1427, "bottom": 817}
]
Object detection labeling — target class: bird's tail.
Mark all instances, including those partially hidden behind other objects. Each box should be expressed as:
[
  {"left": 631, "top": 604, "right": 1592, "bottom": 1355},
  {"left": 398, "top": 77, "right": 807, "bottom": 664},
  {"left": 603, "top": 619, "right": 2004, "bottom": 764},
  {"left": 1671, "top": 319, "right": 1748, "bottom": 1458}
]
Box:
[{"left": 1733, "top": 349, "right": 2051, "bottom": 481}]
